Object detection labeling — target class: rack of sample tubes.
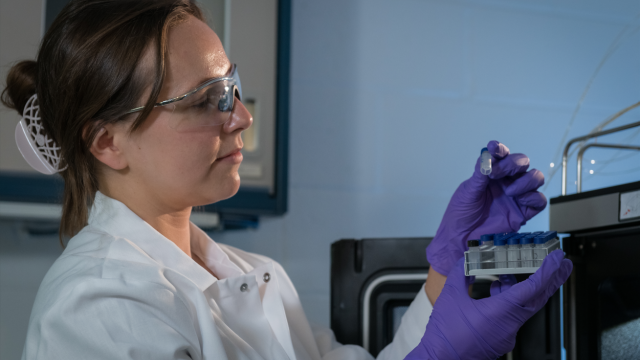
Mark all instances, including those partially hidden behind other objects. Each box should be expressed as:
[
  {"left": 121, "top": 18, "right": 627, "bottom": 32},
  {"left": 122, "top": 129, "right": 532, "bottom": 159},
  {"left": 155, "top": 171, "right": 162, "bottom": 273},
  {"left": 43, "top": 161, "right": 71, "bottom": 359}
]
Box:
[{"left": 464, "top": 231, "right": 560, "bottom": 276}]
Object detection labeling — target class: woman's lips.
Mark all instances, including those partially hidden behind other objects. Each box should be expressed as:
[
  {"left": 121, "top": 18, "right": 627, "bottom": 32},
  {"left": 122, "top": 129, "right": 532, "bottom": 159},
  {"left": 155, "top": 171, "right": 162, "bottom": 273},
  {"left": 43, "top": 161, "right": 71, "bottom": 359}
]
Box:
[{"left": 219, "top": 150, "right": 243, "bottom": 163}]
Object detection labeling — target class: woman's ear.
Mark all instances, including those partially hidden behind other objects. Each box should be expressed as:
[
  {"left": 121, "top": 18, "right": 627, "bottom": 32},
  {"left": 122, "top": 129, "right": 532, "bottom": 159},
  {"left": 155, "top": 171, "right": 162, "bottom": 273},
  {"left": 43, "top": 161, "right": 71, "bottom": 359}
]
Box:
[{"left": 88, "top": 124, "right": 128, "bottom": 170}]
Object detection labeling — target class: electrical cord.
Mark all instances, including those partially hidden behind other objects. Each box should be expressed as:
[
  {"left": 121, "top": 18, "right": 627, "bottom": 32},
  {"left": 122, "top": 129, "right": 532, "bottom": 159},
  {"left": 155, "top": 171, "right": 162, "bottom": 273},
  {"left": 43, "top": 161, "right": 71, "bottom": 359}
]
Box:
[{"left": 544, "top": 13, "right": 640, "bottom": 190}]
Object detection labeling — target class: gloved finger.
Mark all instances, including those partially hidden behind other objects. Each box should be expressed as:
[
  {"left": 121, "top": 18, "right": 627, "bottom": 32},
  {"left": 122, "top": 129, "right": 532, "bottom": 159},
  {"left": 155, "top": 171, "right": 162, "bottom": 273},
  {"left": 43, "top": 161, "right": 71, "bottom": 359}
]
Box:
[
  {"left": 466, "top": 141, "right": 510, "bottom": 191},
  {"left": 489, "top": 153, "right": 530, "bottom": 180},
  {"left": 499, "top": 274, "right": 518, "bottom": 288},
  {"left": 467, "top": 157, "right": 492, "bottom": 195},
  {"left": 489, "top": 275, "right": 517, "bottom": 296},
  {"left": 515, "top": 191, "right": 547, "bottom": 210},
  {"left": 507, "top": 250, "right": 566, "bottom": 306},
  {"left": 543, "top": 258, "right": 573, "bottom": 300},
  {"left": 516, "top": 191, "right": 548, "bottom": 220},
  {"left": 467, "top": 141, "right": 516, "bottom": 195},
  {"left": 528, "top": 258, "right": 572, "bottom": 311},
  {"left": 490, "top": 280, "right": 502, "bottom": 296},
  {"left": 504, "top": 169, "right": 545, "bottom": 197},
  {"left": 487, "top": 140, "right": 510, "bottom": 160}
]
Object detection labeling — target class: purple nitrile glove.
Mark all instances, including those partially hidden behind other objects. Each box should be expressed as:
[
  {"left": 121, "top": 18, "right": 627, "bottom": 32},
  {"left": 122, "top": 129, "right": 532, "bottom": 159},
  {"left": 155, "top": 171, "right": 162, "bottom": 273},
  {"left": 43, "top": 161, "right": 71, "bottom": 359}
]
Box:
[
  {"left": 427, "top": 141, "right": 547, "bottom": 276},
  {"left": 405, "top": 250, "right": 572, "bottom": 360}
]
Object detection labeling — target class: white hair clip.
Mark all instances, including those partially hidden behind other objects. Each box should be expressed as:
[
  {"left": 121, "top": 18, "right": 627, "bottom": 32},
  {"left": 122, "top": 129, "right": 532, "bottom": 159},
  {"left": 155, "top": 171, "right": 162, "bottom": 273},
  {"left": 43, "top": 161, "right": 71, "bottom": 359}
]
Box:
[{"left": 15, "top": 94, "right": 67, "bottom": 175}]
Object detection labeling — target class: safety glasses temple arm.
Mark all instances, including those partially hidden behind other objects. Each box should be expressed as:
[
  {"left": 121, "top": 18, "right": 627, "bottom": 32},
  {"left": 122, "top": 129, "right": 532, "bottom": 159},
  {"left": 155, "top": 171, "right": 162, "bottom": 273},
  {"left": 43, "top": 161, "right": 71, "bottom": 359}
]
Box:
[{"left": 125, "top": 64, "right": 238, "bottom": 115}]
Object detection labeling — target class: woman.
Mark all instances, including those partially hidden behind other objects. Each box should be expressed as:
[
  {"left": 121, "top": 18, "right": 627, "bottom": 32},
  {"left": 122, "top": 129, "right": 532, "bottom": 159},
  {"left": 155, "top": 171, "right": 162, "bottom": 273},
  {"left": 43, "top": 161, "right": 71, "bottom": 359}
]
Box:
[{"left": 2, "top": 1, "right": 571, "bottom": 359}]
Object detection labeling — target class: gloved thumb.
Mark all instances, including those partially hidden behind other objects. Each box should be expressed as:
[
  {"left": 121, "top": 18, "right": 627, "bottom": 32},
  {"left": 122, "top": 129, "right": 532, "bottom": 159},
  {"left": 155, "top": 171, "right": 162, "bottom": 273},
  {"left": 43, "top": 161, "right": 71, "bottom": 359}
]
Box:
[
  {"left": 506, "top": 250, "right": 572, "bottom": 309},
  {"left": 466, "top": 141, "right": 510, "bottom": 195},
  {"left": 490, "top": 274, "right": 517, "bottom": 296},
  {"left": 444, "top": 257, "right": 474, "bottom": 295},
  {"left": 487, "top": 140, "right": 510, "bottom": 160}
]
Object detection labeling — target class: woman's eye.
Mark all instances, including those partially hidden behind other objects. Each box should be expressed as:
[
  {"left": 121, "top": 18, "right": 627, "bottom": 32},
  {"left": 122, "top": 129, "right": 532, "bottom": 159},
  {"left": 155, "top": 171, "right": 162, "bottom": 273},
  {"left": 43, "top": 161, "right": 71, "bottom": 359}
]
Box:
[{"left": 191, "top": 99, "right": 208, "bottom": 109}]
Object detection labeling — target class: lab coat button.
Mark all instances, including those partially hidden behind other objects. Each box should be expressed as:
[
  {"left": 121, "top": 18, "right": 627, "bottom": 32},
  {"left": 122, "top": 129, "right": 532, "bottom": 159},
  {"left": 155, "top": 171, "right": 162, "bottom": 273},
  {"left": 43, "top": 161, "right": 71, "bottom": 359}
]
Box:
[
  {"left": 240, "top": 283, "right": 248, "bottom": 292},
  {"left": 263, "top": 273, "right": 271, "bottom": 282}
]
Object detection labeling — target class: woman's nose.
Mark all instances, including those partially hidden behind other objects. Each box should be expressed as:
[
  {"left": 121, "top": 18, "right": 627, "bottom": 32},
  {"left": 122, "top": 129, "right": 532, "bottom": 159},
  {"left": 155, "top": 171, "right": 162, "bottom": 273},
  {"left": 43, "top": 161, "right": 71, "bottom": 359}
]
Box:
[{"left": 223, "top": 99, "right": 253, "bottom": 133}]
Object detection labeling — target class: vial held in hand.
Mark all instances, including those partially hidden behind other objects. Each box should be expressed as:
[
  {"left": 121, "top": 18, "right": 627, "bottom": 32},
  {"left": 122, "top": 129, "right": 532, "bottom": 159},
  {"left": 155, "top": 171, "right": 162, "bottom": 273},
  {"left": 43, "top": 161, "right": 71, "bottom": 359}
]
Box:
[{"left": 481, "top": 147, "right": 492, "bottom": 175}]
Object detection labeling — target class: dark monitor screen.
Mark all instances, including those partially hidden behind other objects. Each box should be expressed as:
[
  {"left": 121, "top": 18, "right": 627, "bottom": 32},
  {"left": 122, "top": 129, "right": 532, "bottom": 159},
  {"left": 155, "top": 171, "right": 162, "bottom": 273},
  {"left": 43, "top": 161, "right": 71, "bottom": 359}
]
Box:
[
  {"left": 599, "top": 277, "right": 640, "bottom": 359},
  {"left": 391, "top": 305, "right": 410, "bottom": 337},
  {"left": 379, "top": 278, "right": 494, "bottom": 354}
]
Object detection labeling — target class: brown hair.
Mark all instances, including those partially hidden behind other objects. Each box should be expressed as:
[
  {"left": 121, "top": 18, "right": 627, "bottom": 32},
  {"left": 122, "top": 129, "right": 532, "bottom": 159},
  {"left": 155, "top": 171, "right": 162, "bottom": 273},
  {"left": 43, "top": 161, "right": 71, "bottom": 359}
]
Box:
[{"left": 1, "top": 0, "right": 204, "bottom": 245}]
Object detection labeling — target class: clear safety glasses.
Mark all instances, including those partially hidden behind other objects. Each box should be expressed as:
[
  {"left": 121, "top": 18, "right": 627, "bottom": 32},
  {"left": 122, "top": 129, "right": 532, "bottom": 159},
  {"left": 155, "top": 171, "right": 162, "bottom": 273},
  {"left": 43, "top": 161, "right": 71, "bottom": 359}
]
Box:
[{"left": 127, "top": 64, "right": 242, "bottom": 132}]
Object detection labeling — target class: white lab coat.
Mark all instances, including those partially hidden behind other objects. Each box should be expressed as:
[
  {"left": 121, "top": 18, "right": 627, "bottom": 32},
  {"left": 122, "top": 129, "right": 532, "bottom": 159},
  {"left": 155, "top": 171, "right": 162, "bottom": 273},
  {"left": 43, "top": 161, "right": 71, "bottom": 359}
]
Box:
[{"left": 21, "top": 192, "right": 432, "bottom": 359}]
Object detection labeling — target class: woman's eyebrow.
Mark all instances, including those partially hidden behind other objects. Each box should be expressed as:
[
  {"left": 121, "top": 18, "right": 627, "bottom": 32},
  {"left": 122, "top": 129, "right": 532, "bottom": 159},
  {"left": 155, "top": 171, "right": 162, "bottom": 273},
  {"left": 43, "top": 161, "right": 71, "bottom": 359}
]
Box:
[
  {"left": 170, "top": 78, "right": 214, "bottom": 98},
  {"left": 171, "top": 64, "right": 232, "bottom": 98},
  {"left": 190, "top": 64, "right": 234, "bottom": 91}
]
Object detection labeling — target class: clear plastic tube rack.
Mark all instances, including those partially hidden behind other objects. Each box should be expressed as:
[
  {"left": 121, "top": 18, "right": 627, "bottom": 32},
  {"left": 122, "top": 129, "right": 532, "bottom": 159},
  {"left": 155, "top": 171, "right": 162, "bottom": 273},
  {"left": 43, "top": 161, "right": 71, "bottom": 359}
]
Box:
[{"left": 464, "top": 231, "right": 560, "bottom": 276}]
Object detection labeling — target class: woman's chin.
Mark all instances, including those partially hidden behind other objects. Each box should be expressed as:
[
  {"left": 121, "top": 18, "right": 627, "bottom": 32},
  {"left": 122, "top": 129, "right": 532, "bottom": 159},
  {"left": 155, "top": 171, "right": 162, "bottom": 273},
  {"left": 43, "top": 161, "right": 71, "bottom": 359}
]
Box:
[{"left": 197, "top": 176, "right": 241, "bottom": 205}]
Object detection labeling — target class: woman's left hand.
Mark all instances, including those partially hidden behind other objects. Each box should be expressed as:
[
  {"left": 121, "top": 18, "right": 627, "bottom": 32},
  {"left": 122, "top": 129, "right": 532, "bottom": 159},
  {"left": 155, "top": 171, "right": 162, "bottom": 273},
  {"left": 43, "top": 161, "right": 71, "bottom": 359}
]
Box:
[
  {"left": 407, "top": 250, "right": 572, "bottom": 359},
  {"left": 426, "top": 140, "right": 547, "bottom": 276}
]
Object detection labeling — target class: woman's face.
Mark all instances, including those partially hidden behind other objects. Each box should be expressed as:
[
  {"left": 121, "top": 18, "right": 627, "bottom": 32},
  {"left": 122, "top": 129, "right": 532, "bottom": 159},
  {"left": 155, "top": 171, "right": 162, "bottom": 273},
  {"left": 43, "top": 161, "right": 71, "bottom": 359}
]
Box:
[{"left": 117, "top": 16, "right": 252, "bottom": 210}]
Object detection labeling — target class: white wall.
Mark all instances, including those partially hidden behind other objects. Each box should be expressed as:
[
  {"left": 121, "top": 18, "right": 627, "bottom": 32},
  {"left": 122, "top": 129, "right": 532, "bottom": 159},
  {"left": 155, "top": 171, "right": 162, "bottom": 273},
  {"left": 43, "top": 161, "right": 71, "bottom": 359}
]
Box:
[
  {"left": 0, "top": 221, "right": 62, "bottom": 360},
  {"left": 0, "top": 0, "right": 42, "bottom": 171},
  {"left": 214, "top": 0, "right": 640, "bottom": 327},
  {"left": 0, "top": 2, "right": 57, "bottom": 358}
]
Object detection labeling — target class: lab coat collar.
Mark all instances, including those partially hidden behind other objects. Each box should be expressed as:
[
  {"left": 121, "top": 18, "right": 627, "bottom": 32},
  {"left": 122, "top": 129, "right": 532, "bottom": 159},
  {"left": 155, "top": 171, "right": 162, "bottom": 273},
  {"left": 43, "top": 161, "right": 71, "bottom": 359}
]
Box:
[
  {"left": 190, "top": 223, "right": 244, "bottom": 279},
  {"left": 88, "top": 191, "right": 243, "bottom": 291}
]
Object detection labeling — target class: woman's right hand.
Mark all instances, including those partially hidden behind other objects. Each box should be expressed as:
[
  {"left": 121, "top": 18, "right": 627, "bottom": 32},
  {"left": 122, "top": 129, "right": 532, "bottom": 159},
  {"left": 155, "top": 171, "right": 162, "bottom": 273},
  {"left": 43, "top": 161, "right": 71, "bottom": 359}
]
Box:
[
  {"left": 426, "top": 141, "right": 547, "bottom": 278},
  {"left": 407, "top": 250, "right": 572, "bottom": 359}
]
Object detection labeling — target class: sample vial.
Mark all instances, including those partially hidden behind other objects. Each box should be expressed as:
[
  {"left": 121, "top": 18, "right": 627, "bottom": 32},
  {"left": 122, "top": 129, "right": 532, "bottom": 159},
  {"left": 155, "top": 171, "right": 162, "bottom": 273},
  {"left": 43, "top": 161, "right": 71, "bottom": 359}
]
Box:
[
  {"left": 533, "top": 231, "right": 558, "bottom": 267},
  {"left": 520, "top": 236, "right": 535, "bottom": 268},
  {"left": 480, "top": 147, "right": 492, "bottom": 175},
  {"left": 494, "top": 237, "right": 508, "bottom": 269},
  {"left": 507, "top": 236, "right": 522, "bottom": 268},
  {"left": 479, "top": 234, "right": 494, "bottom": 246},
  {"left": 479, "top": 234, "right": 495, "bottom": 269},
  {"left": 466, "top": 240, "right": 481, "bottom": 271}
]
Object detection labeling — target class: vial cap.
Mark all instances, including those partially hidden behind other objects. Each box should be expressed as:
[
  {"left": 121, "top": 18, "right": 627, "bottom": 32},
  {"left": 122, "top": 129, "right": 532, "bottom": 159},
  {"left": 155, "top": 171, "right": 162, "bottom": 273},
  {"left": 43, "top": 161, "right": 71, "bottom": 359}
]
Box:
[
  {"left": 494, "top": 238, "right": 507, "bottom": 246},
  {"left": 468, "top": 240, "right": 480, "bottom": 248},
  {"left": 520, "top": 237, "right": 533, "bottom": 245},
  {"left": 480, "top": 234, "right": 494, "bottom": 242},
  {"left": 534, "top": 237, "right": 547, "bottom": 244},
  {"left": 492, "top": 232, "right": 510, "bottom": 241},
  {"left": 497, "top": 232, "right": 517, "bottom": 241},
  {"left": 544, "top": 231, "right": 557, "bottom": 239},
  {"left": 507, "top": 236, "right": 521, "bottom": 245},
  {"left": 481, "top": 147, "right": 489, "bottom": 154},
  {"left": 534, "top": 231, "right": 557, "bottom": 244}
]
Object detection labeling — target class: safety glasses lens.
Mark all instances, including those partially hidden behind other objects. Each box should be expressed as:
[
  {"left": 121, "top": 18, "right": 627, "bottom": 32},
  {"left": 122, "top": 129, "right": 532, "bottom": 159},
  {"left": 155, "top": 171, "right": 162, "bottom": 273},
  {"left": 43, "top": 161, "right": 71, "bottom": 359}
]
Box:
[{"left": 168, "top": 80, "right": 237, "bottom": 132}]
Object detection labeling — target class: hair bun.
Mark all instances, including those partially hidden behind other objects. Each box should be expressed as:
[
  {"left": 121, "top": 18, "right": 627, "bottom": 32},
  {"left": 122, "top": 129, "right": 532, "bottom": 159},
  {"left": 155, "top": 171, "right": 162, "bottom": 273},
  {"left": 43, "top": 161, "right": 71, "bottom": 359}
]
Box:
[{"left": 1, "top": 60, "right": 38, "bottom": 114}]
